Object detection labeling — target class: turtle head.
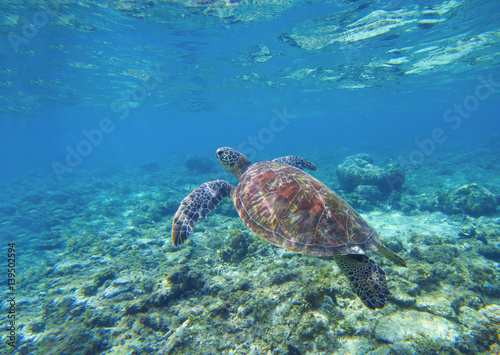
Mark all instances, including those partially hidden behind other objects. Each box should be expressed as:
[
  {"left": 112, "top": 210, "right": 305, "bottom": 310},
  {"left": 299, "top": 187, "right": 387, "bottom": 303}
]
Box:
[{"left": 216, "top": 147, "right": 251, "bottom": 180}]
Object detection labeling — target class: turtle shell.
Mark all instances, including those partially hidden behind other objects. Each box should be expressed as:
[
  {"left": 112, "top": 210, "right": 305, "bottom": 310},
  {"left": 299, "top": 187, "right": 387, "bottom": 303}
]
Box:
[{"left": 232, "top": 161, "right": 382, "bottom": 257}]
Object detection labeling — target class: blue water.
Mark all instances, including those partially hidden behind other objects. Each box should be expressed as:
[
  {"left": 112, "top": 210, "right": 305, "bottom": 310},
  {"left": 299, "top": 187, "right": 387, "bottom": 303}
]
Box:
[
  {"left": 1, "top": 0, "right": 499, "bottom": 183},
  {"left": 1, "top": 1, "right": 500, "bottom": 354}
]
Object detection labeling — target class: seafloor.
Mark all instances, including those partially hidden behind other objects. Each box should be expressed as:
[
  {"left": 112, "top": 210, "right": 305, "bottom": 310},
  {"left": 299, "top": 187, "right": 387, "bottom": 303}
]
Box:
[{"left": 0, "top": 141, "right": 499, "bottom": 355}]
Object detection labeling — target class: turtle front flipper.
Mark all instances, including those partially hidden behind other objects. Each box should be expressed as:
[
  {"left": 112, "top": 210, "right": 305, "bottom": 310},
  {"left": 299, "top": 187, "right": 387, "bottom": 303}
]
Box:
[
  {"left": 334, "top": 254, "right": 390, "bottom": 310},
  {"left": 272, "top": 156, "right": 318, "bottom": 171},
  {"left": 172, "top": 180, "right": 235, "bottom": 247}
]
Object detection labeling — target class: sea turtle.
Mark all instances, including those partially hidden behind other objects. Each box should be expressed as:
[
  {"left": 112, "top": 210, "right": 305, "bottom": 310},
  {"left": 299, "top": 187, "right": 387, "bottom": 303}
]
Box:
[{"left": 172, "top": 147, "right": 406, "bottom": 309}]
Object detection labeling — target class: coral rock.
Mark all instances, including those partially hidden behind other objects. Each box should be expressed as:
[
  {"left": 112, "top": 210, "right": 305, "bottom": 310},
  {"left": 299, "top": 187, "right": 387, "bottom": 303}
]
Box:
[
  {"left": 185, "top": 154, "right": 215, "bottom": 173},
  {"left": 336, "top": 154, "right": 404, "bottom": 194},
  {"left": 478, "top": 244, "right": 500, "bottom": 262},
  {"left": 439, "top": 183, "right": 497, "bottom": 216}
]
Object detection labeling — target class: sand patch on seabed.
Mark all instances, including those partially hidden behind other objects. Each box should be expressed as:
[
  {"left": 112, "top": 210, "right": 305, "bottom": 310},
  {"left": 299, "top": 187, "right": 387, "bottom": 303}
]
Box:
[{"left": 363, "top": 210, "right": 463, "bottom": 243}]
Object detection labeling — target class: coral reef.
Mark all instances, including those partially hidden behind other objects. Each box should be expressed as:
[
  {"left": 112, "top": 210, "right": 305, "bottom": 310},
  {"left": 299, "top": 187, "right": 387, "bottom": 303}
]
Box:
[
  {"left": 139, "top": 160, "right": 160, "bottom": 172},
  {"left": 345, "top": 184, "right": 382, "bottom": 210},
  {"left": 336, "top": 154, "right": 405, "bottom": 195},
  {"left": 185, "top": 154, "right": 215, "bottom": 173},
  {"left": 1, "top": 146, "right": 499, "bottom": 355},
  {"left": 439, "top": 183, "right": 497, "bottom": 216},
  {"left": 218, "top": 229, "right": 253, "bottom": 263}
]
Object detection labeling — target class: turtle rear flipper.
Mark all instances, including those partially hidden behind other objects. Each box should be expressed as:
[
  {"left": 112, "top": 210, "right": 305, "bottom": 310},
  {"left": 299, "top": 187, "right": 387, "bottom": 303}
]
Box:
[
  {"left": 334, "top": 254, "right": 390, "bottom": 310},
  {"left": 172, "top": 180, "right": 234, "bottom": 247},
  {"left": 272, "top": 156, "right": 318, "bottom": 171},
  {"left": 379, "top": 244, "right": 407, "bottom": 267}
]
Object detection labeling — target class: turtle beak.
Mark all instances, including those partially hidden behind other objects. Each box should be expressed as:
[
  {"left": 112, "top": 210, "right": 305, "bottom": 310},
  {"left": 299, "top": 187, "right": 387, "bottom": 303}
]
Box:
[{"left": 215, "top": 149, "right": 224, "bottom": 162}]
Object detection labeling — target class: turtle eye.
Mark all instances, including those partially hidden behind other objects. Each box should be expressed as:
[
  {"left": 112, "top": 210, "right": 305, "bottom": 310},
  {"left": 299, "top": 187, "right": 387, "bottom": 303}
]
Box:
[{"left": 216, "top": 149, "right": 226, "bottom": 160}]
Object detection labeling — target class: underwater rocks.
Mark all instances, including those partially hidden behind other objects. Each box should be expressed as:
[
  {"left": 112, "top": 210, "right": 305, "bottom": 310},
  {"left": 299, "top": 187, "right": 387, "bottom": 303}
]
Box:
[
  {"left": 347, "top": 185, "right": 382, "bottom": 210},
  {"left": 23, "top": 191, "right": 45, "bottom": 203},
  {"left": 336, "top": 154, "right": 405, "bottom": 194},
  {"left": 101, "top": 277, "right": 134, "bottom": 300},
  {"left": 439, "top": 183, "right": 497, "bottom": 216},
  {"left": 131, "top": 199, "right": 173, "bottom": 226},
  {"left": 374, "top": 310, "right": 460, "bottom": 346},
  {"left": 48, "top": 191, "right": 72, "bottom": 203},
  {"left": 94, "top": 268, "right": 116, "bottom": 286},
  {"left": 150, "top": 264, "right": 204, "bottom": 307},
  {"left": 5, "top": 148, "right": 500, "bottom": 355},
  {"left": 410, "top": 243, "right": 459, "bottom": 265},
  {"left": 457, "top": 304, "right": 500, "bottom": 353},
  {"left": 184, "top": 154, "right": 215, "bottom": 173},
  {"left": 218, "top": 229, "right": 253, "bottom": 263},
  {"left": 53, "top": 260, "right": 86, "bottom": 275},
  {"left": 479, "top": 304, "right": 500, "bottom": 338},
  {"left": 138, "top": 160, "right": 160, "bottom": 172},
  {"left": 79, "top": 268, "right": 117, "bottom": 297},
  {"left": 388, "top": 279, "right": 420, "bottom": 307},
  {"left": 268, "top": 268, "right": 299, "bottom": 286},
  {"left": 296, "top": 311, "right": 330, "bottom": 340},
  {"left": 416, "top": 292, "right": 457, "bottom": 320},
  {"left": 478, "top": 244, "right": 500, "bottom": 262}
]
